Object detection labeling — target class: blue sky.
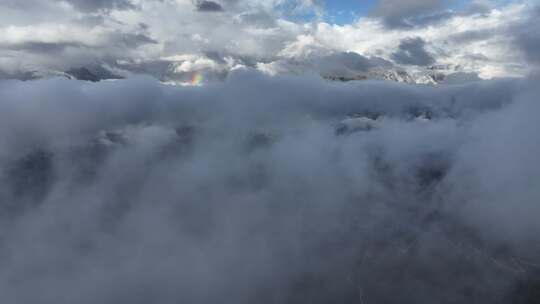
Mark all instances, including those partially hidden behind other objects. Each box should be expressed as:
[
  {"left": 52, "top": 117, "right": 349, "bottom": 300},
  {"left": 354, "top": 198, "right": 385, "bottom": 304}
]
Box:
[
  {"left": 320, "top": 0, "right": 524, "bottom": 25},
  {"left": 324, "top": 0, "right": 378, "bottom": 24}
]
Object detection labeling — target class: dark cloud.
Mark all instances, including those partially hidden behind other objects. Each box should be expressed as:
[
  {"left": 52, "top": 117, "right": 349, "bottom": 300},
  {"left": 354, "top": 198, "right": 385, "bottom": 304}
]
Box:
[
  {"left": 448, "top": 28, "right": 498, "bottom": 44},
  {"left": 461, "top": 1, "right": 492, "bottom": 15},
  {"left": 320, "top": 52, "right": 384, "bottom": 71},
  {"left": 258, "top": 52, "right": 395, "bottom": 81},
  {"left": 114, "top": 60, "right": 175, "bottom": 81},
  {"left": 0, "top": 71, "right": 538, "bottom": 303},
  {"left": 404, "top": 9, "right": 454, "bottom": 27},
  {"left": 61, "top": 0, "right": 136, "bottom": 12},
  {"left": 391, "top": 37, "right": 436, "bottom": 66},
  {"left": 236, "top": 10, "right": 277, "bottom": 28},
  {"left": 204, "top": 50, "right": 228, "bottom": 64},
  {"left": 3, "top": 41, "right": 84, "bottom": 54},
  {"left": 1, "top": 32, "right": 156, "bottom": 58},
  {"left": 0, "top": 31, "right": 158, "bottom": 77},
  {"left": 65, "top": 66, "right": 123, "bottom": 82},
  {"left": 309, "top": 52, "right": 393, "bottom": 79},
  {"left": 109, "top": 32, "right": 158, "bottom": 48},
  {"left": 291, "top": 51, "right": 392, "bottom": 78},
  {"left": 194, "top": 0, "right": 224, "bottom": 12},
  {"left": 371, "top": 0, "right": 443, "bottom": 28},
  {"left": 442, "top": 72, "right": 481, "bottom": 85},
  {"left": 370, "top": 0, "right": 492, "bottom": 28},
  {"left": 514, "top": 6, "right": 540, "bottom": 64},
  {"left": 75, "top": 15, "right": 107, "bottom": 27}
]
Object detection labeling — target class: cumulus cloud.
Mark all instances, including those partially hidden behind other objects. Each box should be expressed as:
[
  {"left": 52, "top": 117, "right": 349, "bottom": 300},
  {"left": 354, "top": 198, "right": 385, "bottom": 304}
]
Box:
[
  {"left": 0, "top": 0, "right": 534, "bottom": 81},
  {"left": 0, "top": 70, "right": 539, "bottom": 303}
]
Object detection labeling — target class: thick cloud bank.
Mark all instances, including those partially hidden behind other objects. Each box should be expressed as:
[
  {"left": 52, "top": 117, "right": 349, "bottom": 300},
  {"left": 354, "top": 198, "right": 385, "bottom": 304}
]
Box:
[{"left": 0, "top": 71, "right": 539, "bottom": 303}]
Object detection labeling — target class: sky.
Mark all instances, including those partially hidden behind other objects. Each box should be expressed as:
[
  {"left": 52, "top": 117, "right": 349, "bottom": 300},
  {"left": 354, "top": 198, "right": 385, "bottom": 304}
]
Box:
[
  {"left": 324, "top": 0, "right": 377, "bottom": 24},
  {"left": 0, "top": 1, "right": 540, "bottom": 303},
  {"left": 0, "top": 0, "right": 538, "bottom": 83}
]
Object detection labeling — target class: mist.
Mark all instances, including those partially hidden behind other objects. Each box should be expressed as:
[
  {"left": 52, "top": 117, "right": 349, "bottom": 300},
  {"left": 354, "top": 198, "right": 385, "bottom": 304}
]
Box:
[{"left": 0, "top": 70, "right": 539, "bottom": 303}]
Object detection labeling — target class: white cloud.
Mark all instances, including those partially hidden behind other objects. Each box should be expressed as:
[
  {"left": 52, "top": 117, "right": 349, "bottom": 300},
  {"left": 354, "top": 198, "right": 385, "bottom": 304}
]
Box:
[
  {"left": 297, "top": 3, "right": 529, "bottom": 78},
  {"left": 0, "top": 0, "right": 535, "bottom": 80}
]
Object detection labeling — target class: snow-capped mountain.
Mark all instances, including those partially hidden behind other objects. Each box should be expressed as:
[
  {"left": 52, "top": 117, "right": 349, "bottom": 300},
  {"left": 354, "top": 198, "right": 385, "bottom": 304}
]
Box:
[
  {"left": 1, "top": 59, "right": 471, "bottom": 86},
  {"left": 324, "top": 64, "right": 465, "bottom": 85},
  {"left": 1, "top": 66, "right": 123, "bottom": 82}
]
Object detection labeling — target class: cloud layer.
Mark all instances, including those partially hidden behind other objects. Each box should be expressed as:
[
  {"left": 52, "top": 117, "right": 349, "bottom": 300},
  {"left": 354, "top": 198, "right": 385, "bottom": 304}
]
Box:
[
  {"left": 1, "top": 1, "right": 539, "bottom": 302},
  {"left": 0, "top": 71, "right": 539, "bottom": 303}
]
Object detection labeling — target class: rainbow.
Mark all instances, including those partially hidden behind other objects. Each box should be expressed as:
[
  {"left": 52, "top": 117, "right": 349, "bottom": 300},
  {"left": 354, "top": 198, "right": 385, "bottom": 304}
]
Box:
[{"left": 190, "top": 72, "right": 204, "bottom": 86}]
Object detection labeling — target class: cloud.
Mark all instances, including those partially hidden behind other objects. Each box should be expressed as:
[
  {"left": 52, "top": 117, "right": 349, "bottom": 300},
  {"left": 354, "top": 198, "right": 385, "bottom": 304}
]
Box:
[
  {"left": 107, "top": 32, "right": 158, "bottom": 49},
  {"left": 371, "top": 0, "right": 443, "bottom": 27},
  {"left": 391, "top": 37, "right": 436, "bottom": 66},
  {"left": 2, "top": 41, "right": 85, "bottom": 54},
  {"left": 0, "top": 1, "right": 538, "bottom": 302},
  {"left": 442, "top": 71, "right": 481, "bottom": 85},
  {"left": 60, "top": 0, "right": 136, "bottom": 12},
  {"left": 514, "top": 6, "right": 540, "bottom": 65},
  {"left": 0, "top": 71, "right": 539, "bottom": 302},
  {"left": 0, "top": 24, "right": 158, "bottom": 74},
  {"left": 257, "top": 51, "right": 395, "bottom": 80},
  {"left": 447, "top": 28, "right": 498, "bottom": 44},
  {"left": 0, "top": 0, "right": 533, "bottom": 80},
  {"left": 194, "top": 0, "right": 225, "bottom": 12}
]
